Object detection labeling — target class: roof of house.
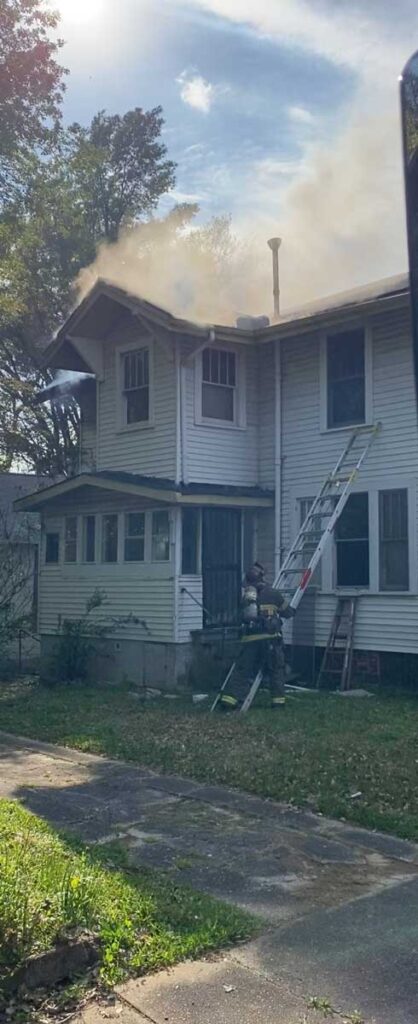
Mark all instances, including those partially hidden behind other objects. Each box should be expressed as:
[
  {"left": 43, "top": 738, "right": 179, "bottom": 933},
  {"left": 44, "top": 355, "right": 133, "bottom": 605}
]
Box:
[{"left": 15, "top": 470, "right": 274, "bottom": 512}]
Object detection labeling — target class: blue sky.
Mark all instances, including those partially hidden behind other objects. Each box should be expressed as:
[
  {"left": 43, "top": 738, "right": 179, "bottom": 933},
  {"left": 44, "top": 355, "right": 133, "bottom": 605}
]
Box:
[{"left": 53, "top": 0, "right": 418, "bottom": 310}]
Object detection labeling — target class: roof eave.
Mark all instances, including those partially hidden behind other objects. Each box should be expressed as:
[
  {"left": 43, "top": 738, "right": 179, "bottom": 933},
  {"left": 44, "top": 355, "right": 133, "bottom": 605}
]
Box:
[{"left": 255, "top": 289, "right": 410, "bottom": 342}]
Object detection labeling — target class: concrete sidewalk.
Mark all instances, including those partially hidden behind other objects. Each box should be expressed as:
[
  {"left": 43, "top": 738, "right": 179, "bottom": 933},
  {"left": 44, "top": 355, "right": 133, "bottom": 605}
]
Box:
[{"left": 1, "top": 731, "right": 418, "bottom": 1024}]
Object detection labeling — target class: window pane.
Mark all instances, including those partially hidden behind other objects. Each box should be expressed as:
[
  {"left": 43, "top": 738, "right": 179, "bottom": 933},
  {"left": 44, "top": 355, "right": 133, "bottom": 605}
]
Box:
[
  {"left": 327, "top": 331, "right": 365, "bottom": 428},
  {"left": 45, "top": 532, "right": 59, "bottom": 563},
  {"left": 336, "top": 493, "right": 369, "bottom": 587},
  {"left": 124, "top": 512, "right": 145, "bottom": 562},
  {"left": 379, "top": 490, "right": 409, "bottom": 591},
  {"left": 152, "top": 511, "right": 170, "bottom": 561},
  {"left": 102, "top": 514, "right": 118, "bottom": 563},
  {"left": 64, "top": 517, "right": 77, "bottom": 562},
  {"left": 202, "top": 348, "right": 211, "bottom": 381},
  {"left": 182, "top": 509, "right": 199, "bottom": 574},
  {"left": 83, "top": 516, "right": 96, "bottom": 563},
  {"left": 202, "top": 382, "right": 234, "bottom": 421},
  {"left": 227, "top": 352, "right": 236, "bottom": 386},
  {"left": 126, "top": 388, "right": 149, "bottom": 423}
]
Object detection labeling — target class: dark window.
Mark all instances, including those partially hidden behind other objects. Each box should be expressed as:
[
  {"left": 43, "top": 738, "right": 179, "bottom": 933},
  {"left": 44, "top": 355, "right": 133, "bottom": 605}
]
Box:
[
  {"left": 45, "top": 532, "right": 59, "bottom": 564},
  {"left": 122, "top": 348, "right": 149, "bottom": 424},
  {"left": 182, "top": 509, "right": 200, "bottom": 574},
  {"left": 102, "top": 514, "right": 118, "bottom": 563},
  {"left": 124, "top": 512, "right": 145, "bottom": 562},
  {"left": 299, "top": 497, "right": 321, "bottom": 587},
  {"left": 64, "top": 516, "right": 77, "bottom": 562},
  {"left": 152, "top": 511, "right": 170, "bottom": 561},
  {"left": 327, "top": 329, "right": 365, "bottom": 428},
  {"left": 83, "top": 515, "right": 96, "bottom": 563},
  {"left": 335, "top": 493, "right": 369, "bottom": 587},
  {"left": 202, "top": 348, "right": 236, "bottom": 422},
  {"left": 379, "top": 489, "right": 409, "bottom": 591}
]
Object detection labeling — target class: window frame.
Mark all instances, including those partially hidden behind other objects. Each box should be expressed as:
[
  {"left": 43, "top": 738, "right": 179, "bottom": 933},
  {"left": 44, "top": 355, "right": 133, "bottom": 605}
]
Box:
[
  {"left": 124, "top": 510, "right": 146, "bottom": 563},
  {"left": 116, "top": 338, "right": 154, "bottom": 432},
  {"left": 64, "top": 516, "right": 78, "bottom": 564},
  {"left": 379, "top": 488, "right": 409, "bottom": 592},
  {"left": 195, "top": 345, "right": 246, "bottom": 429},
  {"left": 82, "top": 515, "right": 96, "bottom": 564},
  {"left": 320, "top": 324, "right": 373, "bottom": 433},
  {"left": 151, "top": 509, "right": 171, "bottom": 563}
]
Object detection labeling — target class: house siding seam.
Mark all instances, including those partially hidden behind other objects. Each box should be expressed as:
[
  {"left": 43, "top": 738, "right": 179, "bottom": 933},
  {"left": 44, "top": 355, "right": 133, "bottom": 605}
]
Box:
[
  {"left": 96, "top": 323, "right": 177, "bottom": 479},
  {"left": 279, "top": 308, "right": 418, "bottom": 654}
]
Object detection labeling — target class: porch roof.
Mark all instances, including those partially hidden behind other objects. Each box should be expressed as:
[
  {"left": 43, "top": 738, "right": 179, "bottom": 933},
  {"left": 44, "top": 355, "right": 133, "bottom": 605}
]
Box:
[{"left": 14, "top": 471, "right": 274, "bottom": 512}]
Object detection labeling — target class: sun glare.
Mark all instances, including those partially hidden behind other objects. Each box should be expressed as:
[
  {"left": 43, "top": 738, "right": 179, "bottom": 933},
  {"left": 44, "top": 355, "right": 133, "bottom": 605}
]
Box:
[{"left": 56, "top": 0, "right": 104, "bottom": 25}]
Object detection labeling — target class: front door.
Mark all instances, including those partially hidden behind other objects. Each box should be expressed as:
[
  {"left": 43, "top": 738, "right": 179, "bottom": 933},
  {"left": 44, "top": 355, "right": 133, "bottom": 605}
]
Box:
[{"left": 202, "top": 508, "right": 242, "bottom": 626}]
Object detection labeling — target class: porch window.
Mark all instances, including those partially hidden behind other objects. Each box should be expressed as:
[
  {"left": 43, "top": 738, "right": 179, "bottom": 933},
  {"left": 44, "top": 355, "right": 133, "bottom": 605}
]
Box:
[
  {"left": 379, "top": 489, "right": 409, "bottom": 591},
  {"left": 335, "top": 493, "right": 369, "bottom": 587},
  {"left": 327, "top": 329, "right": 365, "bottom": 429},
  {"left": 102, "top": 514, "right": 118, "bottom": 563},
  {"left": 45, "top": 532, "right": 59, "bottom": 564},
  {"left": 182, "top": 509, "right": 200, "bottom": 574},
  {"left": 122, "top": 348, "right": 149, "bottom": 424},
  {"left": 64, "top": 516, "right": 77, "bottom": 563},
  {"left": 202, "top": 348, "right": 236, "bottom": 422},
  {"left": 83, "top": 515, "right": 96, "bottom": 563},
  {"left": 124, "top": 512, "right": 145, "bottom": 562},
  {"left": 152, "top": 510, "right": 170, "bottom": 561}
]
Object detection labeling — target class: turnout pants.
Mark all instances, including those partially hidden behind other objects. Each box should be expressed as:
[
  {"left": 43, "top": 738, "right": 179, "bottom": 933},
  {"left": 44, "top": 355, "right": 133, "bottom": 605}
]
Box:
[{"left": 221, "top": 635, "right": 286, "bottom": 709}]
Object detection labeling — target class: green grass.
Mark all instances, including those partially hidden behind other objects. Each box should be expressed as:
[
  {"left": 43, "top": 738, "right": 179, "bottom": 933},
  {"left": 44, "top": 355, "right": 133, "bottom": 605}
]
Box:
[
  {"left": 2, "top": 680, "right": 418, "bottom": 840},
  {"left": 0, "top": 799, "right": 254, "bottom": 995}
]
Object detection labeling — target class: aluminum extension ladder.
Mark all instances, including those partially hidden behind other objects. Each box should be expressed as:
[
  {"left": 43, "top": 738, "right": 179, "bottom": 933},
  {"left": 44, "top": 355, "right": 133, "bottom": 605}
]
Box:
[{"left": 211, "top": 422, "right": 380, "bottom": 713}]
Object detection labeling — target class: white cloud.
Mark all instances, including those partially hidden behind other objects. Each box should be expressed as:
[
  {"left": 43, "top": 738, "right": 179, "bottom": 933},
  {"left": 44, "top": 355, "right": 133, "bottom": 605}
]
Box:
[
  {"left": 287, "top": 105, "right": 315, "bottom": 125},
  {"left": 177, "top": 71, "right": 214, "bottom": 113}
]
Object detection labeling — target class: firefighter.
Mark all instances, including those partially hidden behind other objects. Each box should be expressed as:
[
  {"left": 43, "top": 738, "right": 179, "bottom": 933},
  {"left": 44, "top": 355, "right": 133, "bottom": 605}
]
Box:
[{"left": 220, "top": 562, "right": 295, "bottom": 711}]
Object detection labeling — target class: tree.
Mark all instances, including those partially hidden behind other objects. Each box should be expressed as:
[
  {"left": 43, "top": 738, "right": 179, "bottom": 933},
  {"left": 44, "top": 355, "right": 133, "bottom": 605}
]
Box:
[
  {"left": 0, "top": 0, "right": 66, "bottom": 199},
  {"left": 68, "top": 107, "right": 176, "bottom": 242}
]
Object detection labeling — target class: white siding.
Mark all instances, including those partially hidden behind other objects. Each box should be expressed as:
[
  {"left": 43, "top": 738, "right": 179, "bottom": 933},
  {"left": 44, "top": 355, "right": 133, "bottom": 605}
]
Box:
[
  {"left": 258, "top": 342, "right": 275, "bottom": 488},
  {"left": 97, "top": 322, "right": 176, "bottom": 479},
  {"left": 256, "top": 509, "right": 275, "bottom": 579},
  {"left": 177, "top": 576, "right": 203, "bottom": 641},
  {"left": 183, "top": 342, "right": 259, "bottom": 486},
  {"left": 279, "top": 308, "right": 418, "bottom": 654},
  {"left": 80, "top": 422, "right": 97, "bottom": 471},
  {"left": 39, "top": 508, "right": 175, "bottom": 643}
]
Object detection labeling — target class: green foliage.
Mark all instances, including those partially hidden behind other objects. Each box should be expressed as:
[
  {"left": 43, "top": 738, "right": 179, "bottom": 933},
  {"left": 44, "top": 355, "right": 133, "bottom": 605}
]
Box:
[
  {"left": 0, "top": 800, "right": 253, "bottom": 991},
  {"left": 51, "top": 589, "right": 112, "bottom": 684},
  {"left": 2, "top": 683, "right": 418, "bottom": 841}
]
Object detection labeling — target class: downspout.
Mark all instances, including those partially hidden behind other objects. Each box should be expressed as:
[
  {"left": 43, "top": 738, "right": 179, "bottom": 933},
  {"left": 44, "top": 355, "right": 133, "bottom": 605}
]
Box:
[{"left": 274, "top": 339, "right": 282, "bottom": 580}]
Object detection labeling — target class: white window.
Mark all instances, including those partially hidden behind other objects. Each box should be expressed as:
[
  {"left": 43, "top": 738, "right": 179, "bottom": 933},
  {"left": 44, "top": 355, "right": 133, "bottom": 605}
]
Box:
[
  {"left": 321, "top": 327, "right": 372, "bottom": 431},
  {"left": 124, "top": 512, "right": 145, "bottom": 562},
  {"left": 196, "top": 346, "right": 245, "bottom": 427},
  {"left": 83, "top": 515, "right": 96, "bottom": 563},
  {"left": 152, "top": 511, "right": 170, "bottom": 561},
  {"left": 379, "top": 489, "right": 409, "bottom": 591},
  {"left": 64, "top": 516, "right": 77, "bottom": 563},
  {"left": 335, "top": 493, "right": 369, "bottom": 588},
  {"left": 122, "top": 347, "right": 150, "bottom": 425},
  {"left": 102, "top": 514, "right": 118, "bottom": 563}
]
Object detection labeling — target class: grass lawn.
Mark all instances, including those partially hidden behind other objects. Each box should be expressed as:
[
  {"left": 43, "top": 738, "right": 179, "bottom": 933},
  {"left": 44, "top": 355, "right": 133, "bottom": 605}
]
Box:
[
  {"left": 1, "top": 680, "right": 418, "bottom": 840},
  {"left": 0, "top": 799, "right": 253, "bottom": 1002}
]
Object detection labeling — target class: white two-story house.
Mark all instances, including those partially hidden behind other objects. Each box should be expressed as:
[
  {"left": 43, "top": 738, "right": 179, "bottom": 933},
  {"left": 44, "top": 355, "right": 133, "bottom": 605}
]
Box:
[{"left": 16, "top": 272, "right": 418, "bottom": 686}]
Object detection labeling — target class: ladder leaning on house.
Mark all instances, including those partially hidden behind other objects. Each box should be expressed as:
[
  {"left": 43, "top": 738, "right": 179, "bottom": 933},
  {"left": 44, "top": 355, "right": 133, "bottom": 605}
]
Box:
[
  {"left": 211, "top": 422, "right": 381, "bottom": 714},
  {"left": 316, "top": 597, "right": 357, "bottom": 692}
]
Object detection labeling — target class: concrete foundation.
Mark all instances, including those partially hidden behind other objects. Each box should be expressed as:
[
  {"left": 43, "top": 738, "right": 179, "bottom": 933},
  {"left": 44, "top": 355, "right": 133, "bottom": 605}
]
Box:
[{"left": 40, "top": 634, "right": 194, "bottom": 691}]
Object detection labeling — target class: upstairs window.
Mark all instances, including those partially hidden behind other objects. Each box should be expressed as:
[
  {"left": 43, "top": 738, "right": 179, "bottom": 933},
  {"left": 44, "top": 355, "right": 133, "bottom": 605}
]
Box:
[
  {"left": 122, "top": 348, "right": 149, "bottom": 424},
  {"left": 335, "top": 493, "right": 369, "bottom": 587},
  {"left": 379, "top": 489, "right": 409, "bottom": 591},
  {"left": 202, "top": 348, "right": 236, "bottom": 422},
  {"left": 64, "top": 516, "right": 77, "bottom": 563},
  {"left": 327, "top": 329, "right": 365, "bottom": 429}
]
